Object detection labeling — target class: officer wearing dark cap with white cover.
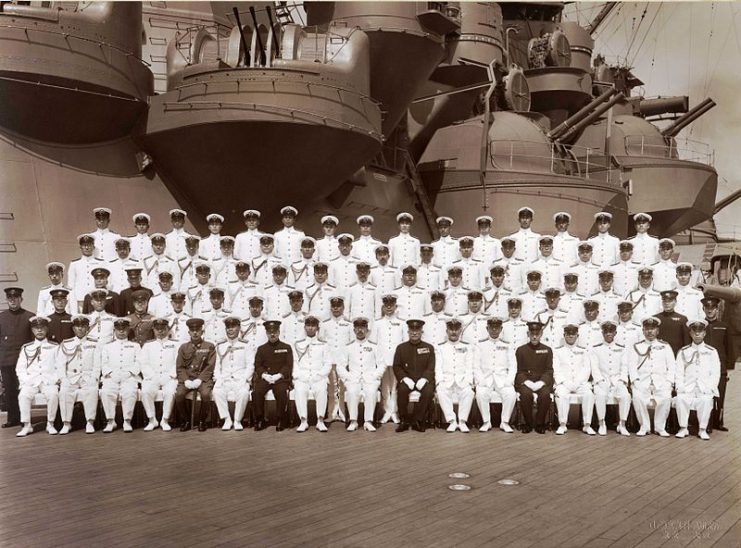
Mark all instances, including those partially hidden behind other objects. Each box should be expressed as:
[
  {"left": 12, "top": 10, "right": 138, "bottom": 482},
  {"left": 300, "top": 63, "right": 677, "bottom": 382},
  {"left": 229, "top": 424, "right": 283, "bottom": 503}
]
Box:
[
  {"left": 393, "top": 319, "right": 435, "bottom": 432},
  {"left": 0, "top": 287, "right": 34, "bottom": 428}
]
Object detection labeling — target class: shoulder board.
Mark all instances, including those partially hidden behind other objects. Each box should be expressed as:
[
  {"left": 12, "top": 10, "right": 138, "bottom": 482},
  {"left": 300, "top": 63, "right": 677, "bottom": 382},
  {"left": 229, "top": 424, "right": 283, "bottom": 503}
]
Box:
[
  {"left": 615, "top": 343, "right": 625, "bottom": 348},
  {"left": 22, "top": 341, "right": 35, "bottom": 348},
  {"left": 459, "top": 340, "right": 469, "bottom": 345},
  {"left": 500, "top": 339, "right": 511, "bottom": 344},
  {"left": 327, "top": 283, "right": 337, "bottom": 288},
  {"left": 594, "top": 343, "right": 604, "bottom": 347},
  {"left": 63, "top": 337, "right": 76, "bottom": 343},
  {"left": 45, "top": 341, "right": 59, "bottom": 346},
  {"left": 71, "top": 258, "right": 81, "bottom": 263},
  {"left": 478, "top": 338, "right": 489, "bottom": 343},
  {"left": 656, "top": 339, "right": 668, "bottom": 346},
  {"left": 437, "top": 342, "right": 446, "bottom": 346},
  {"left": 680, "top": 344, "right": 692, "bottom": 351},
  {"left": 94, "top": 258, "right": 105, "bottom": 262}
]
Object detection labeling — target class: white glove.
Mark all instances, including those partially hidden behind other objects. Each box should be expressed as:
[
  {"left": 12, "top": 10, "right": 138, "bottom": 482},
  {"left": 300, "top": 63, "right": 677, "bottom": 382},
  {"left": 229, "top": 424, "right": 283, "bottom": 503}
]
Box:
[
  {"left": 523, "top": 380, "right": 536, "bottom": 391},
  {"left": 193, "top": 378, "right": 202, "bottom": 388},
  {"left": 261, "top": 373, "right": 271, "bottom": 382},
  {"left": 531, "top": 380, "right": 545, "bottom": 391},
  {"left": 402, "top": 377, "right": 415, "bottom": 390},
  {"left": 184, "top": 380, "right": 193, "bottom": 389},
  {"left": 415, "top": 378, "right": 428, "bottom": 390},
  {"left": 273, "top": 373, "right": 283, "bottom": 382}
]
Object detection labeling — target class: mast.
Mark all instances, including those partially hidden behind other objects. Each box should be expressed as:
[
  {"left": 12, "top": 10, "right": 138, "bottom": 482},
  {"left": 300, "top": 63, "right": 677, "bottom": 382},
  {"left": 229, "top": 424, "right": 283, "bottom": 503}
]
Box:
[{"left": 587, "top": 2, "right": 617, "bottom": 35}]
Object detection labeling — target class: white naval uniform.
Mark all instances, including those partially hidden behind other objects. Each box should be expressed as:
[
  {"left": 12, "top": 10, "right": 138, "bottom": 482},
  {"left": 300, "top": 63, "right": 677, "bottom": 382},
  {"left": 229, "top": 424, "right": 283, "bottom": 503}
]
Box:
[
  {"left": 304, "top": 282, "right": 341, "bottom": 321},
  {"left": 199, "top": 234, "right": 223, "bottom": 261},
  {"left": 370, "top": 264, "right": 401, "bottom": 295},
  {"left": 128, "top": 233, "right": 152, "bottom": 262},
  {"left": 250, "top": 254, "right": 284, "bottom": 289},
  {"left": 571, "top": 261, "right": 600, "bottom": 297},
  {"left": 459, "top": 312, "right": 490, "bottom": 345},
  {"left": 435, "top": 340, "right": 476, "bottom": 424},
  {"left": 553, "top": 231, "right": 579, "bottom": 265},
  {"left": 616, "top": 321, "right": 642, "bottom": 350},
  {"left": 611, "top": 260, "right": 640, "bottom": 297},
  {"left": 675, "top": 285, "right": 704, "bottom": 321},
  {"left": 508, "top": 228, "right": 541, "bottom": 263},
  {"left": 149, "top": 290, "right": 175, "bottom": 318},
  {"left": 85, "top": 311, "right": 116, "bottom": 350},
  {"left": 353, "top": 235, "right": 382, "bottom": 265},
  {"left": 491, "top": 257, "right": 525, "bottom": 293},
  {"left": 239, "top": 316, "right": 267, "bottom": 354},
  {"left": 263, "top": 283, "right": 293, "bottom": 321},
  {"left": 274, "top": 227, "right": 306, "bottom": 265},
  {"left": 234, "top": 229, "right": 264, "bottom": 262},
  {"left": 68, "top": 255, "right": 106, "bottom": 307},
  {"left": 37, "top": 284, "right": 73, "bottom": 316},
  {"left": 475, "top": 337, "right": 516, "bottom": 425},
  {"left": 292, "top": 336, "right": 332, "bottom": 420},
  {"left": 186, "top": 283, "right": 213, "bottom": 319},
  {"left": 213, "top": 256, "right": 238, "bottom": 288},
  {"left": 591, "top": 342, "right": 631, "bottom": 421},
  {"left": 528, "top": 256, "right": 565, "bottom": 291},
  {"left": 329, "top": 255, "right": 358, "bottom": 292},
  {"left": 370, "top": 314, "right": 405, "bottom": 416},
  {"left": 519, "top": 290, "right": 546, "bottom": 322},
  {"left": 588, "top": 233, "right": 620, "bottom": 267},
  {"left": 451, "top": 257, "right": 485, "bottom": 290},
  {"left": 432, "top": 236, "right": 459, "bottom": 270},
  {"left": 288, "top": 259, "right": 315, "bottom": 291},
  {"left": 16, "top": 339, "right": 60, "bottom": 424},
  {"left": 535, "top": 308, "right": 570, "bottom": 348},
  {"left": 651, "top": 259, "right": 678, "bottom": 292},
  {"left": 421, "top": 311, "right": 451, "bottom": 345},
  {"left": 628, "top": 233, "right": 660, "bottom": 266},
  {"left": 347, "top": 281, "right": 378, "bottom": 323},
  {"left": 472, "top": 234, "right": 501, "bottom": 265},
  {"left": 226, "top": 280, "right": 262, "bottom": 320},
  {"left": 592, "top": 289, "right": 622, "bottom": 322},
  {"left": 321, "top": 315, "right": 354, "bottom": 419},
  {"left": 502, "top": 318, "right": 529, "bottom": 349},
  {"left": 165, "top": 228, "right": 193, "bottom": 261},
  {"left": 166, "top": 312, "right": 192, "bottom": 345},
  {"left": 577, "top": 319, "right": 603, "bottom": 349},
  {"left": 624, "top": 339, "right": 676, "bottom": 432},
  {"left": 388, "top": 233, "right": 421, "bottom": 268},
  {"left": 202, "top": 309, "right": 229, "bottom": 344},
  {"left": 177, "top": 254, "right": 201, "bottom": 293},
  {"left": 674, "top": 342, "right": 720, "bottom": 430},
  {"left": 561, "top": 291, "right": 586, "bottom": 324},
  {"left": 213, "top": 338, "right": 254, "bottom": 423},
  {"left": 91, "top": 228, "right": 120, "bottom": 262},
  {"left": 553, "top": 344, "right": 598, "bottom": 425},
  {"left": 443, "top": 285, "right": 470, "bottom": 316},
  {"left": 138, "top": 337, "right": 179, "bottom": 420},
  {"left": 338, "top": 338, "right": 383, "bottom": 422},
  {"left": 626, "top": 287, "right": 662, "bottom": 323},
  {"left": 109, "top": 258, "right": 142, "bottom": 293},
  {"left": 481, "top": 285, "right": 511, "bottom": 319},
  {"left": 416, "top": 263, "right": 442, "bottom": 292},
  {"left": 280, "top": 311, "right": 307, "bottom": 346},
  {"left": 57, "top": 336, "right": 99, "bottom": 422},
  {"left": 316, "top": 235, "right": 339, "bottom": 264},
  {"left": 99, "top": 338, "right": 141, "bottom": 421},
  {"left": 395, "top": 285, "right": 428, "bottom": 320}
]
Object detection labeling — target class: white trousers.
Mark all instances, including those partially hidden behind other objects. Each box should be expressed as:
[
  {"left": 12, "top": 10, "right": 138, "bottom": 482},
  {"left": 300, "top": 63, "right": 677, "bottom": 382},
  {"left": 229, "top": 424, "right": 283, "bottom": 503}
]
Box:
[
  {"left": 213, "top": 379, "right": 251, "bottom": 422},
  {"left": 294, "top": 379, "right": 328, "bottom": 420},
  {"left": 475, "top": 385, "right": 516, "bottom": 424},
  {"left": 632, "top": 387, "right": 672, "bottom": 431},
  {"left": 141, "top": 378, "right": 178, "bottom": 420},
  {"left": 675, "top": 392, "right": 713, "bottom": 429},
  {"left": 594, "top": 381, "right": 632, "bottom": 421},
  {"left": 100, "top": 379, "right": 138, "bottom": 421},
  {"left": 555, "top": 383, "right": 595, "bottom": 425},
  {"left": 59, "top": 382, "right": 98, "bottom": 422},
  {"left": 18, "top": 383, "right": 58, "bottom": 424},
  {"left": 436, "top": 384, "right": 474, "bottom": 423},
  {"left": 380, "top": 366, "right": 397, "bottom": 415},
  {"left": 344, "top": 381, "right": 380, "bottom": 422}
]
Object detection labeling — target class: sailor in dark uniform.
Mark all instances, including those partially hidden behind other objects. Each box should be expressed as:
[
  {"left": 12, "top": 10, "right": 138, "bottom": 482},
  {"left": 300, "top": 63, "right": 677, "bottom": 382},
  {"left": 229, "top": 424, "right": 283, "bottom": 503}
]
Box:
[
  {"left": 47, "top": 288, "right": 75, "bottom": 344},
  {"left": 702, "top": 296, "right": 734, "bottom": 430},
  {"left": 654, "top": 290, "right": 690, "bottom": 355},
  {"left": 126, "top": 289, "right": 155, "bottom": 346},
  {"left": 82, "top": 267, "right": 122, "bottom": 316},
  {"left": 174, "top": 318, "right": 216, "bottom": 431},
  {"left": 252, "top": 320, "right": 293, "bottom": 431},
  {"left": 0, "top": 287, "right": 34, "bottom": 428},
  {"left": 120, "top": 266, "right": 154, "bottom": 315},
  {"left": 393, "top": 319, "right": 435, "bottom": 433},
  {"left": 514, "top": 321, "right": 554, "bottom": 434}
]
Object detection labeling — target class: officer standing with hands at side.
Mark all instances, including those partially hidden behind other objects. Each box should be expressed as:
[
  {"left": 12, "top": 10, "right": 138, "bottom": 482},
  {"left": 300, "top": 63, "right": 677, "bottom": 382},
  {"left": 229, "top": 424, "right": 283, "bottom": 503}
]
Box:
[{"left": 0, "top": 287, "right": 34, "bottom": 428}]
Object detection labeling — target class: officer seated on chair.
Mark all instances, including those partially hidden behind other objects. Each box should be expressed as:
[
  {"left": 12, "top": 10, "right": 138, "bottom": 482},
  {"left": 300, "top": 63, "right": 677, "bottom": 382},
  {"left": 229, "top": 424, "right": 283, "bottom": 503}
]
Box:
[
  {"left": 252, "top": 320, "right": 292, "bottom": 431},
  {"left": 393, "top": 319, "right": 435, "bottom": 433},
  {"left": 553, "top": 323, "right": 597, "bottom": 436},
  {"left": 174, "top": 318, "right": 216, "bottom": 432},
  {"left": 514, "top": 321, "right": 554, "bottom": 434}
]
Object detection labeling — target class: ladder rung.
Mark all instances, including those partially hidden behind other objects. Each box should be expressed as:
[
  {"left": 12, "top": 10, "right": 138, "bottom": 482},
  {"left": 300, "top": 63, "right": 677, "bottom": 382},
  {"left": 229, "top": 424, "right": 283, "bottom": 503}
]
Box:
[
  {"left": 0, "top": 272, "right": 18, "bottom": 283},
  {"left": 0, "top": 243, "right": 17, "bottom": 253},
  {"left": 0, "top": 213, "right": 14, "bottom": 221}
]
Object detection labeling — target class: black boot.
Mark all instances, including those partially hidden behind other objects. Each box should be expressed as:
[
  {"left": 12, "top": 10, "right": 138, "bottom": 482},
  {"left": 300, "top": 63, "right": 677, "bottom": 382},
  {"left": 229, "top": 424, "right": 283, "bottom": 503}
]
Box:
[{"left": 180, "top": 421, "right": 191, "bottom": 432}]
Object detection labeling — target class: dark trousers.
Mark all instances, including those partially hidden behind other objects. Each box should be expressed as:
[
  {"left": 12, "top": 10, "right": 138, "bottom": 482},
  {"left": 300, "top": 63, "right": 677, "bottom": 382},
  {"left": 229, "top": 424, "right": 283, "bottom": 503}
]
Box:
[
  {"left": 396, "top": 382, "right": 434, "bottom": 424},
  {"left": 517, "top": 385, "right": 551, "bottom": 428},
  {"left": 0, "top": 366, "right": 20, "bottom": 424},
  {"left": 715, "top": 373, "right": 728, "bottom": 427},
  {"left": 252, "top": 379, "right": 289, "bottom": 422},
  {"left": 174, "top": 381, "right": 213, "bottom": 423}
]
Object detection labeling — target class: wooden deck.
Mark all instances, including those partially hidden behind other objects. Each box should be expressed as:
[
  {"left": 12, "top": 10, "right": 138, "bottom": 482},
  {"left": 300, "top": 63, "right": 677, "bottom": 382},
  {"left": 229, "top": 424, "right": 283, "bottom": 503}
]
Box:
[{"left": 1, "top": 373, "right": 739, "bottom": 548}]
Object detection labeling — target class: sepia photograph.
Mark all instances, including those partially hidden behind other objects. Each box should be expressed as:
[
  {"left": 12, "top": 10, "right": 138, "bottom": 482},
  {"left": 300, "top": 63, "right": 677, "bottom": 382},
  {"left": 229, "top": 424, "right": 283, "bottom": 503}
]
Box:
[{"left": 0, "top": 1, "right": 739, "bottom": 546}]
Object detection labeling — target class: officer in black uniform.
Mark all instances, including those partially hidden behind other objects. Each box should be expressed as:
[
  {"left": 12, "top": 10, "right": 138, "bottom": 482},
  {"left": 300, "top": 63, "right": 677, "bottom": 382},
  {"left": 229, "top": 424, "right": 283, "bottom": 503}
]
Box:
[
  {"left": 393, "top": 318, "right": 435, "bottom": 433},
  {"left": 120, "top": 267, "right": 154, "bottom": 315},
  {"left": 252, "top": 320, "right": 293, "bottom": 431},
  {"left": 515, "top": 321, "right": 554, "bottom": 434},
  {"left": 127, "top": 289, "right": 155, "bottom": 346},
  {"left": 82, "top": 267, "right": 122, "bottom": 316},
  {"left": 0, "top": 287, "right": 34, "bottom": 427},
  {"left": 174, "top": 318, "right": 216, "bottom": 431},
  {"left": 47, "top": 288, "right": 74, "bottom": 343},
  {"left": 702, "top": 296, "right": 734, "bottom": 431},
  {"left": 654, "top": 290, "right": 690, "bottom": 355}
]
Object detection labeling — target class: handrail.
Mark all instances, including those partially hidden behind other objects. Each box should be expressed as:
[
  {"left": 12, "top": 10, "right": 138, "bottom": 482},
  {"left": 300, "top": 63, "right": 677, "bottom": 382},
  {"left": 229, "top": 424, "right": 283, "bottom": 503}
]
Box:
[{"left": 623, "top": 135, "right": 715, "bottom": 166}]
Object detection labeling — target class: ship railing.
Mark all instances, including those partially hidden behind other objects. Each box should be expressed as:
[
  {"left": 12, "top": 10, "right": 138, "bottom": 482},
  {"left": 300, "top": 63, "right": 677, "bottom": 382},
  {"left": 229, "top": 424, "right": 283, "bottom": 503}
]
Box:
[
  {"left": 623, "top": 135, "right": 715, "bottom": 166},
  {"left": 173, "top": 23, "right": 231, "bottom": 65},
  {"left": 489, "top": 140, "right": 619, "bottom": 184}
]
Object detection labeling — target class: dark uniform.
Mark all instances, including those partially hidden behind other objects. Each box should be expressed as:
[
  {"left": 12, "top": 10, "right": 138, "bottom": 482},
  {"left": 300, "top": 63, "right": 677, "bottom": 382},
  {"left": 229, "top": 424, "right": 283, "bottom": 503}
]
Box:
[
  {"left": 252, "top": 340, "right": 293, "bottom": 426},
  {"left": 120, "top": 286, "right": 154, "bottom": 316},
  {"left": 174, "top": 339, "right": 216, "bottom": 425},
  {"left": 515, "top": 342, "right": 554, "bottom": 431},
  {"left": 392, "top": 338, "right": 435, "bottom": 426},
  {"left": 127, "top": 312, "right": 155, "bottom": 346},
  {"left": 705, "top": 316, "right": 734, "bottom": 429},
  {"left": 47, "top": 311, "right": 74, "bottom": 344},
  {"left": 654, "top": 310, "right": 690, "bottom": 355},
  {"left": 82, "top": 289, "right": 123, "bottom": 317},
  {"left": 0, "top": 291, "right": 34, "bottom": 426}
]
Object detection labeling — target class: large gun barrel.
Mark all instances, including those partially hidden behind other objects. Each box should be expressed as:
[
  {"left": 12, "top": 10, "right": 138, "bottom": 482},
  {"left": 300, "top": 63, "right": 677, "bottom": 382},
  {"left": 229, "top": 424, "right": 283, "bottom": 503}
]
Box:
[
  {"left": 558, "top": 92, "right": 626, "bottom": 143},
  {"left": 638, "top": 96, "right": 689, "bottom": 118},
  {"left": 249, "top": 6, "right": 266, "bottom": 66},
  {"left": 548, "top": 88, "right": 617, "bottom": 140},
  {"left": 662, "top": 97, "right": 716, "bottom": 137},
  {"left": 232, "top": 8, "right": 250, "bottom": 67}
]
